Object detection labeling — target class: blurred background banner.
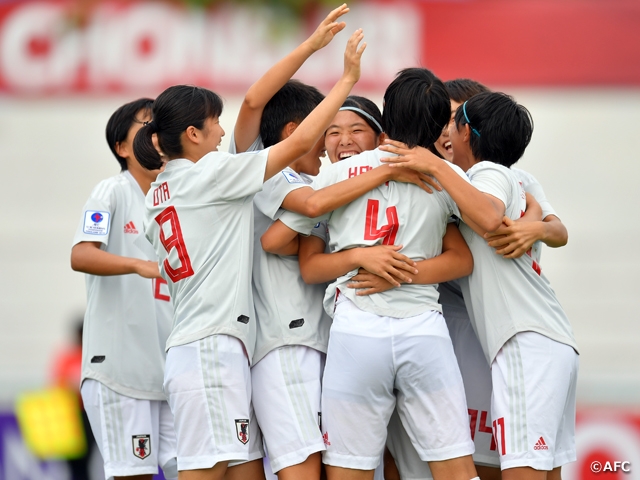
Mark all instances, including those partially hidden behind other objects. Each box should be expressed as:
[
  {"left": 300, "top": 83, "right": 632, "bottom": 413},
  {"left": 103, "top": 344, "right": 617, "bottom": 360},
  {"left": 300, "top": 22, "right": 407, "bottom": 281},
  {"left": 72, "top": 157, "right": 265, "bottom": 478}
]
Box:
[{"left": 1, "top": 0, "right": 639, "bottom": 95}]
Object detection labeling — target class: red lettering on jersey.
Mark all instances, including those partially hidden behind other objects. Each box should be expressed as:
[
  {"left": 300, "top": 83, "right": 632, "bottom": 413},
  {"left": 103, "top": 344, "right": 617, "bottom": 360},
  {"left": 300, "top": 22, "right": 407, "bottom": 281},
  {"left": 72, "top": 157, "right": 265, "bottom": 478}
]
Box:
[
  {"left": 155, "top": 206, "right": 194, "bottom": 282},
  {"left": 153, "top": 182, "right": 171, "bottom": 206},
  {"left": 493, "top": 417, "right": 506, "bottom": 455},
  {"left": 479, "top": 410, "right": 497, "bottom": 451},
  {"left": 347, "top": 165, "right": 372, "bottom": 178},
  {"left": 532, "top": 260, "right": 542, "bottom": 275},
  {"left": 364, "top": 199, "right": 399, "bottom": 245},
  {"left": 153, "top": 277, "right": 171, "bottom": 302},
  {"left": 468, "top": 409, "right": 478, "bottom": 440}
]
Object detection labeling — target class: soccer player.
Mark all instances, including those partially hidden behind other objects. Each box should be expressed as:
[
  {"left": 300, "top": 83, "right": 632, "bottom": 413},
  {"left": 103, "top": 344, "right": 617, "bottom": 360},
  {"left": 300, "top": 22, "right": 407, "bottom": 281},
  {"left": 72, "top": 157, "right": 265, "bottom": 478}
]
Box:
[
  {"left": 380, "top": 91, "right": 578, "bottom": 480},
  {"left": 266, "top": 68, "right": 480, "bottom": 480},
  {"left": 70, "top": 99, "right": 177, "bottom": 480},
  {"left": 134, "top": 30, "right": 366, "bottom": 480},
  {"left": 365, "top": 79, "right": 568, "bottom": 480}
]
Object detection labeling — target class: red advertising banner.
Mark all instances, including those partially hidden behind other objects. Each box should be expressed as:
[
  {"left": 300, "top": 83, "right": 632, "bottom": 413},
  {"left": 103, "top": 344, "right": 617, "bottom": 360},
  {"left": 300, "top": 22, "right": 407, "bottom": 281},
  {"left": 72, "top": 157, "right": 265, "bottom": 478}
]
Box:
[{"left": 0, "top": 0, "right": 638, "bottom": 95}]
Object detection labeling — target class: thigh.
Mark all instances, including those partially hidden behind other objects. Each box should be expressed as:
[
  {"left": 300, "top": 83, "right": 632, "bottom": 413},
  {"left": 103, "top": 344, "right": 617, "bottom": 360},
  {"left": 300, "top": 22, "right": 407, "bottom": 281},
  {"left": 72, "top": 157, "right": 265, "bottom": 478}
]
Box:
[
  {"left": 321, "top": 299, "right": 396, "bottom": 471},
  {"left": 394, "top": 311, "right": 474, "bottom": 463},
  {"left": 491, "top": 332, "right": 579, "bottom": 472},
  {"left": 252, "top": 345, "right": 325, "bottom": 473},
  {"left": 81, "top": 379, "right": 159, "bottom": 479},
  {"left": 164, "top": 335, "right": 252, "bottom": 472}
]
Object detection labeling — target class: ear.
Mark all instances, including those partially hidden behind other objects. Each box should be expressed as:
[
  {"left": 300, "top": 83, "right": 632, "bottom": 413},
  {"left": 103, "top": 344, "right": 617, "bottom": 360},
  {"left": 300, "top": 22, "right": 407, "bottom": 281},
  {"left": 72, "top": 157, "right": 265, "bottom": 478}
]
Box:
[
  {"left": 377, "top": 132, "right": 387, "bottom": 146},
  {"left": 461, "top": 123, "right": 472, "bottom": 143},
  {"left": 115, "top": 141, "right": 130, "bottom": 159},
  {"left": 280, "top": 121, "right": 298, "bottom": 140},
  {"left": 183, "top": 125, "right": 200, "bottom": 145}
]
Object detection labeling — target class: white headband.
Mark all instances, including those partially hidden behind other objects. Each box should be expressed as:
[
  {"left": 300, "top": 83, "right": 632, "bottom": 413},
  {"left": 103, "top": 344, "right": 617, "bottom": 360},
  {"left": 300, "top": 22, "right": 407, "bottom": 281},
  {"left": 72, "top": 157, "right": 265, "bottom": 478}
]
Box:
[{"left": 339, "top": 106, "right": 383, "bottom": 134}]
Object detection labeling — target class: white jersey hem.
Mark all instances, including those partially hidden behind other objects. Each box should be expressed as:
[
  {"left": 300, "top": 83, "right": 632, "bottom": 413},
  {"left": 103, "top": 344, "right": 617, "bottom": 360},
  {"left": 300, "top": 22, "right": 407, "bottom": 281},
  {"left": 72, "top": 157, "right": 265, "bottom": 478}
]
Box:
[{"left": 80, "top": 374, "right": 167, "bottom": 401}]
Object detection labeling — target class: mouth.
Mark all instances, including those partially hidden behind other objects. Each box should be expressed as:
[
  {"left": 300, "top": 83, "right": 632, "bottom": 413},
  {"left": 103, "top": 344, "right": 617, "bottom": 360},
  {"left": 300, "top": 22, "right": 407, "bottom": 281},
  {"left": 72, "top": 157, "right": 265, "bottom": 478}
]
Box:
[
  {"left": 444, "top": 141, "right": 452, "bottom": 153},
  {"left": 339, "top": 150, "right": 360, "bottom": 160}
]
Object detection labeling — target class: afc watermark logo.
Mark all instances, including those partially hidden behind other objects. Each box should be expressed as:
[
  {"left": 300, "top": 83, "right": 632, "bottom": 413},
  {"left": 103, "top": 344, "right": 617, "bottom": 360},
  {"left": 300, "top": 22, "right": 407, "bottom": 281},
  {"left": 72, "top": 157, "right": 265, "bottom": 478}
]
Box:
[{"left": 591, "top": 461, "right": 631, "bottom": 474}]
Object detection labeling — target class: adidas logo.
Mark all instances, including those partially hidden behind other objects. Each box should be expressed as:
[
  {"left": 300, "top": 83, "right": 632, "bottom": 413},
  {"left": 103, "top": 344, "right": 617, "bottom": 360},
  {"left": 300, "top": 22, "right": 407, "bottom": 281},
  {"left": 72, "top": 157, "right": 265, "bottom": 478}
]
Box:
[
  {"left": 534, "top": 436, "right": 548, "bottom": 450},
  {"left": 124, "top": 221, "right": 139, "bottom": 234}
]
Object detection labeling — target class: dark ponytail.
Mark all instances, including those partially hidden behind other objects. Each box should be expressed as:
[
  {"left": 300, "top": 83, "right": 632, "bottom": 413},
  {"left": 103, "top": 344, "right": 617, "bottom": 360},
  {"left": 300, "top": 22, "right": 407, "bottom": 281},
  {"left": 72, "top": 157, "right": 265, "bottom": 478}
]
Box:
[
  {"left": 133, "top": 121, "right": 163, "bottom": 170},
  {"left": 133, "top": 85, "right": 224, "bottom": 170}
]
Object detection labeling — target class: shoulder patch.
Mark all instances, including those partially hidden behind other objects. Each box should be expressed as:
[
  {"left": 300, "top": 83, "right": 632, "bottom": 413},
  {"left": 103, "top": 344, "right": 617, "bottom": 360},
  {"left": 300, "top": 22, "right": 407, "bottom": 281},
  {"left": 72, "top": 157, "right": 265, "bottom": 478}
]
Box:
[
  {"left": 83, "top": 211, "right": 111, "bottom": 235},
  {"left": 282, "top": 170, "right": 304, "bottom": 184}
]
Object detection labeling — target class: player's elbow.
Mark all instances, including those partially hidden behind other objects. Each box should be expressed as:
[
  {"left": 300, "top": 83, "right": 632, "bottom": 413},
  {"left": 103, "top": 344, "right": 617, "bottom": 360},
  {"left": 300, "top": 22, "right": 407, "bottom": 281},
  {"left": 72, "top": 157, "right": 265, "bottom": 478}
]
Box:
[
  {"left": 480, "top": 215, "right": 504, "bottom": 235},
  {"left": 459, "top": 249, "right": 474, "bottom": 277},
  {"left": 70, "top": 249, "right": 86, "bottom": 273},
  {"left": 300, "top": 200, "right": 323, "bottom": 219},
  {"left": 260, "top": 233, "right": 279, "bottom": 255}
]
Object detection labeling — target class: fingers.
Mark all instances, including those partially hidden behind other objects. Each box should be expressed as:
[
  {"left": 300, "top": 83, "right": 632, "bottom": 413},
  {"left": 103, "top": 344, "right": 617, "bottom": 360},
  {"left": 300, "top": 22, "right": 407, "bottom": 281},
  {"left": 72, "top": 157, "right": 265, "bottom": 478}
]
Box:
[
  {"left": 326, "top": 3, "right": 349, "bottom": 23},
  {"left": 382, "top": 139, "right": 409, "bottom": 149},
  {"left": 420, "top": 173, "right": 442, "bottom": 192}
]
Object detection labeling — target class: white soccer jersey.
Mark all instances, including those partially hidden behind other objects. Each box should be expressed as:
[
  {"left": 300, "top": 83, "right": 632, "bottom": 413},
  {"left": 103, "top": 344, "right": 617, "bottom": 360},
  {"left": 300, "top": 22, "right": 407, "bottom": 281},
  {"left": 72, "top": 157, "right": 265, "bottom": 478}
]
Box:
[
  {"left": 280, "top": 148, "right": 469, "bottom": 318},
  {"left": 252, "top": 167, "right": 332, "bottom": 364},
  {"left": 143, "top": 149, "right": 269, "bottom": 361},
  {"left": 72, "top": 171, "right": 173, "bottom": 400},
  {"left": 455, "top": 162, "right": 578, "bottom": 364}
]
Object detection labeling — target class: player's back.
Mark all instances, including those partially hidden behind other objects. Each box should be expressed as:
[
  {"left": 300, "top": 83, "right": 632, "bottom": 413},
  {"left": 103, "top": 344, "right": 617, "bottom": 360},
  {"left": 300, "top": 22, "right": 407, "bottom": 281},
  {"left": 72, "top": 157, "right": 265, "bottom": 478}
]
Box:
[
  {"left": 311, "top": 148, "right": 464, "bottom": 318},
  {"left": 457, "top": 162, "right": 578, "bottom": 364},
  {"left": 143, "top": 149, "right": 269, "bottom": 358}
]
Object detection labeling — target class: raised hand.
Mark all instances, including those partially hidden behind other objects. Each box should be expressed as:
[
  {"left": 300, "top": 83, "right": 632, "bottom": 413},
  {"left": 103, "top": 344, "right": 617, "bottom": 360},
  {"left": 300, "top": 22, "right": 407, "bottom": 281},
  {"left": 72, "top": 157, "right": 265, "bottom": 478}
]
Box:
[
  {"left": 342, "top": 28, "right": 366, "bottom": 85},
  {"left": 305, "top": 3, "right": 349, "bottom": 52}
]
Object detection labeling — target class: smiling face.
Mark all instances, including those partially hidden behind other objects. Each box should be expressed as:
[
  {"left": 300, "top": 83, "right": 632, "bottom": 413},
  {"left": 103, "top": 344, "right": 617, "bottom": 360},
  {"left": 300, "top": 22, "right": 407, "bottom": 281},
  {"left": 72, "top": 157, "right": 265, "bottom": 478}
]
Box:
[
  {"left": 201, "top": 116, "right": 225, "bottom": 153},
  {"left": 433, "top": 100, "right": 461, "bottom": 162},
  {"left": 325, "top": 110, "right": 381, "bottom": 163}
]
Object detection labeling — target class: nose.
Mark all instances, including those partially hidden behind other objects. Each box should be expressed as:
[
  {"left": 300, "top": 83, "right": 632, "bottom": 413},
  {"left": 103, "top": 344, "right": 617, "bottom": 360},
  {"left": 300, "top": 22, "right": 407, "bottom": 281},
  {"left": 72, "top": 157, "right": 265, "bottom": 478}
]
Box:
[{"left": 339, "top": 132, "right": 352, "bottom": 146}]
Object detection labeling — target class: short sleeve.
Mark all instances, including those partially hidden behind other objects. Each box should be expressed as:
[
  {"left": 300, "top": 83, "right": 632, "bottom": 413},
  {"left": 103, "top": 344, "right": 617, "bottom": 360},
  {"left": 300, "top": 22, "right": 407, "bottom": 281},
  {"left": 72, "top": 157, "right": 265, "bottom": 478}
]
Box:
[
  {"left": 72, "top": 183, "right": 115, "bottom": 247},
  {"left": 512, "top": 168, "right": 557, "bottom": 220},
  {"left": 201, "top": 148, "right": 270, "bottom": 201},
  {"left": 467, "top": 163, "right": 511, "bottom": 211},
  {"left": 441, "top": 161, "right": 471, "bottom": 219},
  {"left": 254, "top": 169, "right": 310, "bottom": 221},
  {"left": 228, "top": 132, "right": 264, "bottom": 154},
  {"left": 280, "top": 210, "right": 328, "bottom": 236},
  {"left": 309, "top": 220, "right": 329, "bottom": 245}
]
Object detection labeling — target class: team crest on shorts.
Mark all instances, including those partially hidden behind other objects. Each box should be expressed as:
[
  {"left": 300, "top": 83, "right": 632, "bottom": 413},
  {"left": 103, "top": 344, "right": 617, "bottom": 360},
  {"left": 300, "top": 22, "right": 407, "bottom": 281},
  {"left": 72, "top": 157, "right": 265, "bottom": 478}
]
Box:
[
  {"left": 132, "top": 434, "right": 151, "bottom": 459},
  {"left": 235, "top": 419, "right": 250, "bottom": 445}
]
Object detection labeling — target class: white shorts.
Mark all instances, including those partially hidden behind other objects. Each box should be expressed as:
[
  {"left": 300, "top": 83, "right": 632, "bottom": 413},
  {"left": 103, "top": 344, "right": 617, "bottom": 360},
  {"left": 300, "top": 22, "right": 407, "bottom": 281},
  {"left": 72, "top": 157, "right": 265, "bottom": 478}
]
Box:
[
  {"left": 446, "top": 305, "right": 500, "bottom": 468},
  {"left": 321, "top": 297, "right": 474, "bottom": 470},
  {"left": 491, "top": 331, "right": 579, "bottom": 471},
  {"left": 385, "top": 305, "right": 499, "bottom": 480},
  {"left": 252, "top": 345, "right": 325, "bottom": 473},
  {"left": 81, "top": 379, "right": 177, "bottom": 479},
  {"left": 164, "top": 334, "right": 263, "bottom": 471}
]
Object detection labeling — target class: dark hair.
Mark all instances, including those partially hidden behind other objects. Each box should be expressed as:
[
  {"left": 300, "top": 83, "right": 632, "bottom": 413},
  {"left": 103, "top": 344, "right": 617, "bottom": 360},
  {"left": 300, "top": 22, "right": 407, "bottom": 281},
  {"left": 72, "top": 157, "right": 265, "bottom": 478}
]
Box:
[
  {"left": 444, "top": 79, "right": 490, "bottom": 104},
  {"left": 260, "top": 80, "right": 324, "bottom": 148},
  {"left": 383, "top": 68, "right": 450, "bottom": 149},
  {"left": 134, "top": 85, "right": 223, "bottom": 170},
  {"left": 106, "top": 98, "right": 153, "bottom": 171},
  {"left": 454, "top": 91, "right": 534, "bottom": 167},
  {"left": 339, "top": 95, "right": 383, "bottom": 135}
]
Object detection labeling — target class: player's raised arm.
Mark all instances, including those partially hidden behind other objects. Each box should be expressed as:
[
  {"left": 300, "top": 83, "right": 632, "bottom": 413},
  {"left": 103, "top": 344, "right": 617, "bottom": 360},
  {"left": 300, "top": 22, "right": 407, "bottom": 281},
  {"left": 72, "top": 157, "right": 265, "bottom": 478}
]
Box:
[
  {"left": 264, "top": 28, "right": 365, "bottom": 181},
  {"left": 233, "top": 4, "right": 348, "bottom": 153}
]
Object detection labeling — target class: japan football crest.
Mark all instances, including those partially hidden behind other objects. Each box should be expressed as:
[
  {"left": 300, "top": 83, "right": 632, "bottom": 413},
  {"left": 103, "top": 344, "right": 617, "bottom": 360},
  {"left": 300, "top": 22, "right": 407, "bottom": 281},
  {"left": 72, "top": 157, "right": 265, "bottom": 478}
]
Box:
[
  {"left": 132, "top": 434, "right": 151, "bottom": 459},
  {"left": 235, "top": 419, "right": 249, "bottom": 445}
]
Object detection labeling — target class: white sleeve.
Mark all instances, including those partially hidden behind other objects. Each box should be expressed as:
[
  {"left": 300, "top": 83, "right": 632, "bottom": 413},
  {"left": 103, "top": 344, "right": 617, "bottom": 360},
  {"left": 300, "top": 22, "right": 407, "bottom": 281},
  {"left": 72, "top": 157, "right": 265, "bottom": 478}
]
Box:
[
  {"left": 468, "top": 164, "right": 512, "bottom": 211},
  {"left": 72, "top": 182, "right": 115, "bottom": 247},
  {"left": 228, "top": 132, "right": 264, "bottom": 154},
  {"left": 254, "top": 169, "right": 309, "bottom": 221},
  {"left": 280, "top": 210, "right": 329, "bottom": 236},
  {"left": 197, "top": 148, "right": 270, "bottom": 202},
  {"left": 309, "top": 219, "right": 329, "bottom": 245},
  {"left": 512, "top": 168, "right": 557, "bottom": 220}
]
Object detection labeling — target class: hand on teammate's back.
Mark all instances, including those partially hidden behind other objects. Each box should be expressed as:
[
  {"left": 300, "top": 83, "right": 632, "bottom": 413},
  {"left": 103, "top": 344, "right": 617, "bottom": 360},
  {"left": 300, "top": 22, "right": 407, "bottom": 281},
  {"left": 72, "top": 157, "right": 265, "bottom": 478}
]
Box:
[{"left": 305, "top": 3, "right": 348, "bottom": 52}]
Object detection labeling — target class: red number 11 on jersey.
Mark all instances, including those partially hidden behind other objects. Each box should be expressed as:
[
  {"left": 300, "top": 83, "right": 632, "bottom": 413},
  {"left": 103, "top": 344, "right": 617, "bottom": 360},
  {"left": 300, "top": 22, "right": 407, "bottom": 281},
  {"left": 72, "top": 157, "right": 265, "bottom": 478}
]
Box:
[
  {"left": 364, "top": 199, "right": 399, "bottom": 245},
  {"left": 155, "top": 206, "right": 194, "bottom": 282}
]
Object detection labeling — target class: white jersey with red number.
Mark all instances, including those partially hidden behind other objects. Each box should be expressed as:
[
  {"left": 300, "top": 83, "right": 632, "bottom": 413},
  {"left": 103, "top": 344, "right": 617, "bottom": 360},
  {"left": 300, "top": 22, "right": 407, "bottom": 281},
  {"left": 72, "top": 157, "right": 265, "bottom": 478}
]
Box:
[
  {"left": 72, "top": 171, "right": 173, "bottom": 400},
  {"left": 455, "top": 162, "right": 578, "bottom": 364},
  {"left": 279, "top": 148, "right": 469, "bottom": 319},
  {"left": 143, "top": 150, "right": 269, "bottom": 361}
]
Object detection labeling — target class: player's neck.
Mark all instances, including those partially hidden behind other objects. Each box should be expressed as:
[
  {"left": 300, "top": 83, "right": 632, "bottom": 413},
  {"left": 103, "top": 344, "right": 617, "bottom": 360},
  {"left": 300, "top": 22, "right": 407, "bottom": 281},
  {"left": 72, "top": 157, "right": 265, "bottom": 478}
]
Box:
[{"left": 127, "top": 161, "right": 157, "bottom": 195}]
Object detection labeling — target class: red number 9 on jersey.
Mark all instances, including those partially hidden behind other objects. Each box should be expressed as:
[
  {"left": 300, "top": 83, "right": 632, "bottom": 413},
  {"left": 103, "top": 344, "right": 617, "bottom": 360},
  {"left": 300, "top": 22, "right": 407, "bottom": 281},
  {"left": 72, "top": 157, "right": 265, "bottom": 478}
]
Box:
[{"left": 155, "top": 206, "right": 194, "bottom": 282}]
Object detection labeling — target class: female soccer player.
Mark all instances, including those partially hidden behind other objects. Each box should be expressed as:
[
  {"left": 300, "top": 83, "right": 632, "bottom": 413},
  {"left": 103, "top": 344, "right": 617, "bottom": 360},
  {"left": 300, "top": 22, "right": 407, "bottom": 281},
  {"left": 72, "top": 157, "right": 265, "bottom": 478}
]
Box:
[
  {"left": 133, "top": 30, "right": 365, "bottom": 480},
  {"left": 380, "top": 92, "right": 578, "bottom": 480}
]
